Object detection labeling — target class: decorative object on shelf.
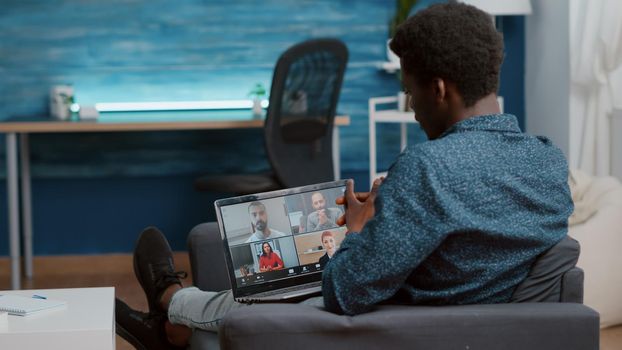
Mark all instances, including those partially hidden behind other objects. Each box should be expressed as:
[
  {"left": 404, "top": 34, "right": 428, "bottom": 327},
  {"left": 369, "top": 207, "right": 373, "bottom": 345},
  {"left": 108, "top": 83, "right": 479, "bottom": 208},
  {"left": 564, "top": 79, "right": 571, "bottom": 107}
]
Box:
[
  {"left": 382, "top": 0, "right": 419, "bottom": 73},
  {"left": 248, "top": 83, "right": 267, "bottom": 118},
  {"left": 389, "top": 0, "right": 419, "bottom": 38},
  {"left": 397, "top": 91, "right": 412, "bottom": 112},
  {"left": 386, "top": 39, "right": 400, "bottom": 67},
  {"left": 49, "top": 85, "right": 75, "bottom": 120},
  {"left": 387, "top": 0, "right": 418, "bottom": 111}
]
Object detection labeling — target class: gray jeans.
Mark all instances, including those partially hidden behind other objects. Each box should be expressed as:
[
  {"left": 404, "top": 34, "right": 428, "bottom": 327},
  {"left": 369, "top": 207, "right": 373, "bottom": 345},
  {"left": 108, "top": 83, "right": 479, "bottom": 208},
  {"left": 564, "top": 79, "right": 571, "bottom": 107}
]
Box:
[{"left": 168, "top": 286, "right": 324, "bottom": 332}]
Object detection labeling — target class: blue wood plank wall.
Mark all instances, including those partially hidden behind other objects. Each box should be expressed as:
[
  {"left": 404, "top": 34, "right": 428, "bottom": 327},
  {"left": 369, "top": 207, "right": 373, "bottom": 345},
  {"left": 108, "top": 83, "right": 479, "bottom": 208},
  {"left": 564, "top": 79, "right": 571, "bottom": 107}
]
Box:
[{"left": 0, "top": 0, "right": 525, "bottom": 254}]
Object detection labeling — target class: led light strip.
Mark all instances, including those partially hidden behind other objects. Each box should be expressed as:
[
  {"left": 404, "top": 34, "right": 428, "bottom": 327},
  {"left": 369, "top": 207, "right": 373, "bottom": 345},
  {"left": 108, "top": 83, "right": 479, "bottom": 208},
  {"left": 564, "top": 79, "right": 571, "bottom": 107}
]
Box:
[{"left": 95, "top": 100, "right": 269, "bottom": 112}]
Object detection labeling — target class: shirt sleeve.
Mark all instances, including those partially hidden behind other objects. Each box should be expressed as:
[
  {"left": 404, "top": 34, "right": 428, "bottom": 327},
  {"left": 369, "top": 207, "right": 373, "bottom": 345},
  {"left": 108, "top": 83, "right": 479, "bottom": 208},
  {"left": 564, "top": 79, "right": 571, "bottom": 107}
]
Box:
[
  {"left": 274, "top": 252, "right": 284, "bottom": 267},
  {"left": 322, "top": 149, "right": 451, "bottom": 315}
]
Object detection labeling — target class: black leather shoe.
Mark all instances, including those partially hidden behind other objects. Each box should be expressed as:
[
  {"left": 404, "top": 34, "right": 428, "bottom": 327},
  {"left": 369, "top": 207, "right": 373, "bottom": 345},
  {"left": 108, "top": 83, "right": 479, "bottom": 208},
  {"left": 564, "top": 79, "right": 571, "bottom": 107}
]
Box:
[
  {"left": 115, "top": 298, "right": 181, "bottom": 350},
  {"left": 133, "top": 227, "right": 186, "bottom": 315}
]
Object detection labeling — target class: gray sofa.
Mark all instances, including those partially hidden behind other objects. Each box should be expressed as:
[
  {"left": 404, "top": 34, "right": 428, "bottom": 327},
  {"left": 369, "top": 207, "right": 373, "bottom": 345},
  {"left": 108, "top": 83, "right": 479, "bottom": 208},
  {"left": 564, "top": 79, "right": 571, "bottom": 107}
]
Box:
[{"left": 187, "top": 222, "right": 599, "bottom": 350}]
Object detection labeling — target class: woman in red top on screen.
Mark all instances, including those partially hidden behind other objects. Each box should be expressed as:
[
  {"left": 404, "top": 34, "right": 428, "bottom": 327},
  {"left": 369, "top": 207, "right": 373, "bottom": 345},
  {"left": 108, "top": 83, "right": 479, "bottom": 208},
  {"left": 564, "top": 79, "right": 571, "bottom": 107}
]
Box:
[{"left": 258, "top": 242, "right": 284, "bottom": 272}]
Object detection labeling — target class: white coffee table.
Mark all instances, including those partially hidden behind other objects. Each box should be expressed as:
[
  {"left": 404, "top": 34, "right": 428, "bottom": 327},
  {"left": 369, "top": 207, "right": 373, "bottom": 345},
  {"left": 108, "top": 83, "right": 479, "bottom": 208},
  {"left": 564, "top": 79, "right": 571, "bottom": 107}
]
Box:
[{"left": 0, "top": 287, "right": 115, "bottom": 350}]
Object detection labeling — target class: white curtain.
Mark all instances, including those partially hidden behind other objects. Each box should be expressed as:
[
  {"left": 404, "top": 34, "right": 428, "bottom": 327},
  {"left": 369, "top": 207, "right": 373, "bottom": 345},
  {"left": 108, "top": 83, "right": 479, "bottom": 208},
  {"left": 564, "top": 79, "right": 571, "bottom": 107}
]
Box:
[{"left": 569, "top": 0, "right": 622, "bottom": 176}]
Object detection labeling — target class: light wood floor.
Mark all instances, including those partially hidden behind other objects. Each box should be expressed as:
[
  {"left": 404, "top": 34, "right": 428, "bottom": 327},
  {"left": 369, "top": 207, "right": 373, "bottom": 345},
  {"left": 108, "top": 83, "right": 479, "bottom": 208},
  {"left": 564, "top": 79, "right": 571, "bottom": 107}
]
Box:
[{"left": 1, "top": 254, "right": 620, "bottom": 350}]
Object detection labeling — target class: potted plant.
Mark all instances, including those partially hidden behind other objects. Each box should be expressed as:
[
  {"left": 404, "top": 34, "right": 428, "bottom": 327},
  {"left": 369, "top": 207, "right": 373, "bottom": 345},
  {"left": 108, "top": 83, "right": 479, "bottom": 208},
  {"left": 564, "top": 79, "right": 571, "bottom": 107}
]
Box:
[
  {"left": 49, "top": 85, "right": 76, "bottom": 120},
  {"left": 389, "top": 0, "right": 419, "bottom": 39},
  {"left": 248, "top": 83, "right": 267, "bottom": 118},
  {"left": 388, "top": 0, "right": 418, "bottom": 112}
]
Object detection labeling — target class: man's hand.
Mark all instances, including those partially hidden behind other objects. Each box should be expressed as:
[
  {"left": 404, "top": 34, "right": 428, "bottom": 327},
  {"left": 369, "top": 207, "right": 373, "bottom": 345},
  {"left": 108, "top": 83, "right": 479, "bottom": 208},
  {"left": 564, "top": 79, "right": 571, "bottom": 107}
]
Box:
[
  {"left": 318, "top": 208, "right": 328, "bottom": 225},
  {"left": 335, "top": 177, "right": 383, "bottom": 232}
]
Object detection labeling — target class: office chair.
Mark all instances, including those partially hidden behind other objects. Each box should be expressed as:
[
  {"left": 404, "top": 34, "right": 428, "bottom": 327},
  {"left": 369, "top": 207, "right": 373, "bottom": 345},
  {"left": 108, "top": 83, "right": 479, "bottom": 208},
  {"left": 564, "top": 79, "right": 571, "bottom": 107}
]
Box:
[{"left": 195, "top": 38, "right": 349, "bottom": 195}]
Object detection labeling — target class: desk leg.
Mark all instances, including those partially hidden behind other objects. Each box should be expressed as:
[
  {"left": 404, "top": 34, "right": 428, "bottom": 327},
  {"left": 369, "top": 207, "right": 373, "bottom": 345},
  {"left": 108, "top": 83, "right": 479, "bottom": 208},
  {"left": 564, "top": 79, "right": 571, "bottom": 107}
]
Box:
[
  {"left": 6, "top": 133, "right": 21, "bottom": 289},
  {"left": 369, "top": 104, "right": 377, "bottom": 188},
  {"left": 400, "top": 122, "right": 407, "bottom": 152},
  {"left": 333, "top": 126, "right": 340, "bottom": 180},
  {"left": 20, "top": 134, "right": 34, "bottom": 279}
]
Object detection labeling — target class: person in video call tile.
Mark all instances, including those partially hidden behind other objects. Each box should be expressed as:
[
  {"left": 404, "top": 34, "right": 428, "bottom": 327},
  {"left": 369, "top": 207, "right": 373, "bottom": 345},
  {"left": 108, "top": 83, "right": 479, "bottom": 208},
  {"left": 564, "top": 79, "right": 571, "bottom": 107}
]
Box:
[
  {"left": 306, "top": 192, "right": 342, "bottom": 232},
  {"left": 318, "top": 231, "right": 338, "bottom": 267},
  {"left": 245, "top": 201, "right": 287, "bottom": 243},
  {"left": 258, "top": 242, "right": 284, "bottom": 272}
]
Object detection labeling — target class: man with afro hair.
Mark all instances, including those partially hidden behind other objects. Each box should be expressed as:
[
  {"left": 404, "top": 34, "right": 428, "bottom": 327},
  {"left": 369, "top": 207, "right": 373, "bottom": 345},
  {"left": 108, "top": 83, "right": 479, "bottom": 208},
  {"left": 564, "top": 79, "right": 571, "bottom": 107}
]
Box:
[
  {"left": 323, "top": 2, "right": 573, "bottom": 315},
  {"left": 115, "top": 3, "right": 574, "bottom": 349}
]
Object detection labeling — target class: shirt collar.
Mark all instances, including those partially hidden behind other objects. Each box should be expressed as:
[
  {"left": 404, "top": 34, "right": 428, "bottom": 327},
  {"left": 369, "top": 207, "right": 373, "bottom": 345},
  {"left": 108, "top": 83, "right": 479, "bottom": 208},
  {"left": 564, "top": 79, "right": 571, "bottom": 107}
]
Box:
[{"left": 439, "top": 114, "right": 521, "bottom": 138}]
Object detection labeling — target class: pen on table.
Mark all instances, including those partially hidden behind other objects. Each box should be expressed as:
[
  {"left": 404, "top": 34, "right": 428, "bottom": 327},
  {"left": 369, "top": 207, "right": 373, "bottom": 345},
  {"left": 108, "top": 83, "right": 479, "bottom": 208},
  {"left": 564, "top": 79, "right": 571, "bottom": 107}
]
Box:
[{"left": 32, "top": 294, "right": 47, "bottom": 299}]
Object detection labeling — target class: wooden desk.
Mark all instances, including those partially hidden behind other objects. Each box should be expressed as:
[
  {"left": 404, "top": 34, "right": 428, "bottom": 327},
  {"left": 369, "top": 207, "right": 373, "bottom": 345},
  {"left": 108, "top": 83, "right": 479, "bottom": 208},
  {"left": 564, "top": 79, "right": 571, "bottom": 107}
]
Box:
[{"left": 1, "top": 112, "right": 350, "bottom": 289}]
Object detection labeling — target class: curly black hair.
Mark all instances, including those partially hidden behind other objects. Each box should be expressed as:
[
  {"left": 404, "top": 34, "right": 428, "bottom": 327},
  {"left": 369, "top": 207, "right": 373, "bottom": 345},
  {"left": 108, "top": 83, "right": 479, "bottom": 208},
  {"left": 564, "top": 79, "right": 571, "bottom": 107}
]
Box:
[{"left": 390, "top": 2, "right": 504, "bottom": 107}]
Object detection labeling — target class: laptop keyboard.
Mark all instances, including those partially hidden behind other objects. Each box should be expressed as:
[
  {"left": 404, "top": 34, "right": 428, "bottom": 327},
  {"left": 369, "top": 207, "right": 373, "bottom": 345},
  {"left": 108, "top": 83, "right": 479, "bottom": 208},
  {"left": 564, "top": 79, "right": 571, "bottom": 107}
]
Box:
[{"left": 252, "top": 281, "right": 321, "bottom": 298}]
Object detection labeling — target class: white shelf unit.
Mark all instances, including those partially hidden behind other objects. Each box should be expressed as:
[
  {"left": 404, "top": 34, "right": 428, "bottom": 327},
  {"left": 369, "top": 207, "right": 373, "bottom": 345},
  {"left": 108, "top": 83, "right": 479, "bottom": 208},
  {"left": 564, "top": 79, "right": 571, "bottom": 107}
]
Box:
[{"left": 368, "top": 96, "right": 418, "bottom": 186}]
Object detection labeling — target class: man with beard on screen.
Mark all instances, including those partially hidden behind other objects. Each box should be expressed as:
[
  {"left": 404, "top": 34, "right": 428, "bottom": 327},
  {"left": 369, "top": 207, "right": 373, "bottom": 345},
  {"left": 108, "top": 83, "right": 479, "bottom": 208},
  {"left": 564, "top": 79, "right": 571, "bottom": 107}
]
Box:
[
  {"left": 306, "top": 192, "right": 342, "bottom": 232},
  {"left": 245, "top": 201, "right": 287, "bottom": 243}
]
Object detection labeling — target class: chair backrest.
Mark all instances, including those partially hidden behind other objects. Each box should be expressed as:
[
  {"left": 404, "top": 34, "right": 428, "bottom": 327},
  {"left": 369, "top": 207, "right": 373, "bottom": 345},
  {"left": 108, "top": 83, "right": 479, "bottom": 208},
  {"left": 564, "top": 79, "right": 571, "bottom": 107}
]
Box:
[{"left": 264, "top": 38, "right": 348, "bottom": 188}]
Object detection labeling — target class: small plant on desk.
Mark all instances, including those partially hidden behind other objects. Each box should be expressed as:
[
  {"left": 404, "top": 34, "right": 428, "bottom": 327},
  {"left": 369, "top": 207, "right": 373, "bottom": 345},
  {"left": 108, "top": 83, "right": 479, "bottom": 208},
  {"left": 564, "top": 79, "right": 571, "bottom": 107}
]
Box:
[{"left": 248, "top": 83, "right": 266, "bottom": 118}]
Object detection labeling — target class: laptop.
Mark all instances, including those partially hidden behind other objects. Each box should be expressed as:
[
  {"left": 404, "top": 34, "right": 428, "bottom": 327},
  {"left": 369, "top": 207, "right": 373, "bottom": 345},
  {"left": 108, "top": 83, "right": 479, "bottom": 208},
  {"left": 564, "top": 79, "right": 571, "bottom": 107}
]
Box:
[{"left": 215, "top": 179, "right": 348, "bottom": 303}]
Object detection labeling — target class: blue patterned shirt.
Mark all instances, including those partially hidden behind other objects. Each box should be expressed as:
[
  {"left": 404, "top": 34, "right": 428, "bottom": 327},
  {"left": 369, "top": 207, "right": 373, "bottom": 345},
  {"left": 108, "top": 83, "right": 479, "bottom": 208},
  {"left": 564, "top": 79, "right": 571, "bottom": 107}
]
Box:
[{"left": 322, "top": 114, "right": 574, "bottom": 315}]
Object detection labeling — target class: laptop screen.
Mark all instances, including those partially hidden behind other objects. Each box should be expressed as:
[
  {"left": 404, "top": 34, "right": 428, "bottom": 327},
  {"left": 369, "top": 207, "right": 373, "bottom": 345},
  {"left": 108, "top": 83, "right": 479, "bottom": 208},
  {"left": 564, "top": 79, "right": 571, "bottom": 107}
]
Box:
[{"left": 216, "top": 180, "right": 347, "bottom": 291}]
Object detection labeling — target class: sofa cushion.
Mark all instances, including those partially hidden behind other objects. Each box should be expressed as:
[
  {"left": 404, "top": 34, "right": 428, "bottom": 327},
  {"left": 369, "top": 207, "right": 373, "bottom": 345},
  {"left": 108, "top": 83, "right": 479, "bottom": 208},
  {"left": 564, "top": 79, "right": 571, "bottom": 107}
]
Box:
[
  {"left": 217, "top": 303, "right": 599, "bottom": 350},
  {"left": 510, "top": 236, "right": 580, "bottom": 302}
]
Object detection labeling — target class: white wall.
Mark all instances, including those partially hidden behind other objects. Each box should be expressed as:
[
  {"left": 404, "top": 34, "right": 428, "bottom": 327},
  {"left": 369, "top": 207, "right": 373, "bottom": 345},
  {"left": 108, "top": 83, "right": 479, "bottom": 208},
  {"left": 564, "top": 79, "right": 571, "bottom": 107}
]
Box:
[
  {"left": 525, "top": 0, "right": 570, "bottom": 157},
  {"left": 612, "top": 68, "right": 622, "bottom": 180},
  {"left": 612, "top": 109, "right": 622, "bottom": 180}
]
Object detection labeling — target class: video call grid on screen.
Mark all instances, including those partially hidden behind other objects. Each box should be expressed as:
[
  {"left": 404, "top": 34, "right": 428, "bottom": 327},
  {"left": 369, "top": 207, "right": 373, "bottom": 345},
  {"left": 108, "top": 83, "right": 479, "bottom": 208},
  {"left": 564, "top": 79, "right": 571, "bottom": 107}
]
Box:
[{"left": 218, "top": 184, "right": 347, "bottom": 287}]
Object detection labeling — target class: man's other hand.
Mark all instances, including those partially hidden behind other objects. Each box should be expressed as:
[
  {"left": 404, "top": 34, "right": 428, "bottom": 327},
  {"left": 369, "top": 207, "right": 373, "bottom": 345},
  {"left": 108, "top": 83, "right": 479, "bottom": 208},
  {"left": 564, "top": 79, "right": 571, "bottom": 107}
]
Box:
[
  {"left": 318, "top": 208, "right": 328, "bottom": 225},
  {"left": 335, "top": 177, "right": 383, "bottom": 231}
]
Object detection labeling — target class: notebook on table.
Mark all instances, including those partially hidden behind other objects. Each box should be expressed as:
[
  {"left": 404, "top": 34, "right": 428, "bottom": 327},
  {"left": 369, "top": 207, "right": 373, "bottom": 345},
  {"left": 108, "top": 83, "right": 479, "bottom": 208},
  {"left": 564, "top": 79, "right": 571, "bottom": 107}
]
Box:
[
  {"left": 215, "top": 180, "right": 348, "bottom": 303},
  {"left": 0, "top": 294, "right": 67, "bottom": 316}
]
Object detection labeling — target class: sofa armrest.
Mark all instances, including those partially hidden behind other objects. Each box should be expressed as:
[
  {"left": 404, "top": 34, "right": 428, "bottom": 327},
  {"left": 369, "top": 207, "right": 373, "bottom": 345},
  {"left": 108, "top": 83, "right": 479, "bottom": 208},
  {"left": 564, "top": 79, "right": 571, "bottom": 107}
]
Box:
[
  {"left": 218, "top": 303, "right": 599, "bottom": 350},
  {"left": 510, "top": 236, "right": 581, "bottom": 302},
  {"left": 561, "top": 267, "right": 584, "bottom": 303}
]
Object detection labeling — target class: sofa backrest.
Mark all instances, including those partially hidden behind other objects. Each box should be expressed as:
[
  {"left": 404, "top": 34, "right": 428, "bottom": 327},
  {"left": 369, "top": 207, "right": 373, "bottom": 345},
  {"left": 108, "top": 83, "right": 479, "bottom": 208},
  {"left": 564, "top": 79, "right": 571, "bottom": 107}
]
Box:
[
  {"left": 188, "top": 224, "right": 584, "bottom": 303},
  {"left": 510, "top": 236, "right": 582, "bottom": 303}
]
